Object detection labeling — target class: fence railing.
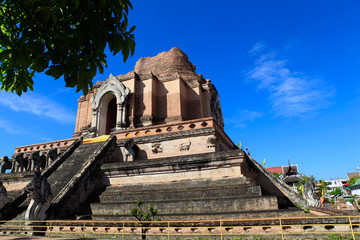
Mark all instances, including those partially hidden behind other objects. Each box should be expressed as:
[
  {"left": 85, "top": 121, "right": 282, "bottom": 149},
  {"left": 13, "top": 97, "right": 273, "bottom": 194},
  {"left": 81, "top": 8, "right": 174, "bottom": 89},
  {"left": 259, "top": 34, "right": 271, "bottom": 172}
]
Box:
[{"left": 1, "top": 215, "right": 360, "bottom": 239}]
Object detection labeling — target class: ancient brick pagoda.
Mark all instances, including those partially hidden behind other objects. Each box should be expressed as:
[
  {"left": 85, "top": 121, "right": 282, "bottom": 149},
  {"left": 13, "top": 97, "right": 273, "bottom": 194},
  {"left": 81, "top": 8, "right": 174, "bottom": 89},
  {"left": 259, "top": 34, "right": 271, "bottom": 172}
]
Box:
[{"left": 0, "top": 48, "right": 307, "bottom": 221}]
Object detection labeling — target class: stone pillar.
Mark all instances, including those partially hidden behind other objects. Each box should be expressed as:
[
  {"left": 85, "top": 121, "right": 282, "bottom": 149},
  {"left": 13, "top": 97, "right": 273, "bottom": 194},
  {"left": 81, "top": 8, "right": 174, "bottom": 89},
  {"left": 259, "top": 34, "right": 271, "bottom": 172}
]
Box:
[
  {"left": 92, "top": 108, "right": 99, "bottom": 136},
  {"left": 116, "top": 104, "right": 126, "bottom": 129}
]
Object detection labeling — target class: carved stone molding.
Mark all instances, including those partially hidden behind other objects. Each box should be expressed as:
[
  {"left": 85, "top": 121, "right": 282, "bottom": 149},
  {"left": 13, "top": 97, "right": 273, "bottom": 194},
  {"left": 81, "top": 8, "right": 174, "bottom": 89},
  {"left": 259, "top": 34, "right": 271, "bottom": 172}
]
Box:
[
  {"left": 152, "top": 143, "right": 163, "bottom": 154},
  {"left": 179, "top": 140, "right": 191, "bottom": 151},
  {"left": 206, "top": 136, "right": 218, "bottom": 149}
]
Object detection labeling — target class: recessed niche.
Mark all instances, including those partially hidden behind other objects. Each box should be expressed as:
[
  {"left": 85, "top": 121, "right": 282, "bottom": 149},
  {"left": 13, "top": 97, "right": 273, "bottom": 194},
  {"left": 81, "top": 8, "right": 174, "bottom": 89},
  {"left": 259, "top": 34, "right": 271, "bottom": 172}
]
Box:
[{"left": 201, "top": 122, "right": 208, "bottom": 127}]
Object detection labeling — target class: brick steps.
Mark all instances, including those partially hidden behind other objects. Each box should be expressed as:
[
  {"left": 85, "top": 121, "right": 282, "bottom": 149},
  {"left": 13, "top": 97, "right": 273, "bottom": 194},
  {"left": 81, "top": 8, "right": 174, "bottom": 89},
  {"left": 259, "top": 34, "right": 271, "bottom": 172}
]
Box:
[
  {"left": 91, "top": 207, "right": 304, "bottom": 221},
  {"left": 99, "top": 181, "right": 261, "bottom": 203},
  {"left": 91, "top": 195, "right": 279, "bottom": 219},
  {"left": 89, "top": 177, "right": 275, "bottom": 220}
]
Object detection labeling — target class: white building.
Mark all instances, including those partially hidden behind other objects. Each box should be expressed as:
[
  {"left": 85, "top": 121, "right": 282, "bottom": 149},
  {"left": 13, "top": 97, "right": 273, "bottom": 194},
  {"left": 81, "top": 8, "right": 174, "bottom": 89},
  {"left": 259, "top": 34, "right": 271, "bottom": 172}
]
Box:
[
  {"left": 324, "top": 178, "right": 348, "bottom": 196},
  {"left": 350, "top": 179, "right": 360, "bottom": 196}
]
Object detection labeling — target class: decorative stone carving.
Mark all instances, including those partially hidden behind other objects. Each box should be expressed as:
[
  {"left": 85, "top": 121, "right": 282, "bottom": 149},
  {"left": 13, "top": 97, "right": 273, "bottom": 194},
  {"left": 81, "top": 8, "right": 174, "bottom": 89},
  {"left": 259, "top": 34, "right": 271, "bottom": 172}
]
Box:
[
  {"left": 25, "top": 171, "right": 53, "bottom": 223},
  {"left": 91, "top": 74, "right": 131, "bottom": 136},
  {"left": 0, "top": 156, "right": 12, "bottom": 173},
  {"left": 80, "top": 123, "right": 97, "bottom": 139},
  {"left": 46, "top": 148, "right": 60, "bottom": 169},
  {"left": 12, "top": 153, "right": 26, "bottom": 172},
  {"left": 39, "top": 155, "right": 47, "bottom": 171},
  {"left": 152, "top": 143, "right": 163, "bottom": 154},
  {"left": 179, "top": 140, "right": 191, "bottom": 151},
  {"left": 303, "top": 177, "right": 320, "bottom": 207},
  {"left": 28, "top": 151, "right": 42, "bottom": 172},
  {"left": 209, "top": 82, "right": 224, "bottom": 128},
  {"left": 206, "top": 137, "right": 218, "bottom": 149},
  {"left": 0, "top": 181, "right": 8, "bottom": 209},
  {"left": 120, "top": 139, "right": 137, "bottom": 162}
]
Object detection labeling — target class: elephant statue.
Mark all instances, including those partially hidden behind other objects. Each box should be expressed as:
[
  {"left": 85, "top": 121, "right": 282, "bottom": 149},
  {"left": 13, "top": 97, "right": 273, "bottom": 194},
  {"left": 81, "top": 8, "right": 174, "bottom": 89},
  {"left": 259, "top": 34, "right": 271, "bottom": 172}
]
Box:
[
  {"left": 0, "top": 156, "right": 12, "bottom": 173},
  {"left": 120, "top": 139, "right": 138, "bottom": 162},
  {"left": 12, "top": 153, "right": 26, "bottom": 172},
  {"left": 46, "top": 148, "right": 60, "bottom": 169},
  {"left": 39, "top": 155, "right": 47, "bottom": 171},
  {"left": 27, "top": 151, "right": 42, "bottom": 172}
]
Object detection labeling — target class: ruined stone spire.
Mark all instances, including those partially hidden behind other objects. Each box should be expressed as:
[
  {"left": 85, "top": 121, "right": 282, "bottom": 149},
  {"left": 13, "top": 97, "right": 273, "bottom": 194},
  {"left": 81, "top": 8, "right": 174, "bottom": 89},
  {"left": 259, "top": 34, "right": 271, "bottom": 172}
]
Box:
[{"left": 134, "top": 47, "right": 196, "bottom": 75}]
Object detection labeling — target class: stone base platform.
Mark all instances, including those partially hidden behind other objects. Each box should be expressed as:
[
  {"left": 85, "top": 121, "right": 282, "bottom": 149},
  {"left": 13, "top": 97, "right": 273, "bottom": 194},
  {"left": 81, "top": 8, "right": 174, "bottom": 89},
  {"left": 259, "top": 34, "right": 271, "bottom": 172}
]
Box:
[{"left": 88, "top": 150, "right": 305, "bottom": 220}]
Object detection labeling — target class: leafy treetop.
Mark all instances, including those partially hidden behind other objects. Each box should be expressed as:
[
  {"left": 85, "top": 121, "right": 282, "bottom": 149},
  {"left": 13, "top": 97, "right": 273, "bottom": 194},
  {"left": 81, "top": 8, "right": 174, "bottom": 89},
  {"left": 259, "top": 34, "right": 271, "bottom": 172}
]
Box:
[
  {"left": 130, "top": 200, "right": 160, "bottom": 222},
  {"left": 330, "top": 187, "right": 341, "bottom": 196},
  {"left": 0, "top": 0, "right": 135, "bottom": 95},
  {"left": 272, "top": 172, "right": 282, "bottom": 178},
  {"left": 349, "top": 177, "right": 359, "bottom": 186}
]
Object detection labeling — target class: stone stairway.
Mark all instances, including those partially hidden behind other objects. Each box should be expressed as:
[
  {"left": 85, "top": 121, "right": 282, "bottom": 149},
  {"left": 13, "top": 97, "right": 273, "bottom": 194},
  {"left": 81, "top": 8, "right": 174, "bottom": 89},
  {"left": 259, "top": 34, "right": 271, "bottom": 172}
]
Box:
[
  {"left": 90, "top": 178, "right": 302, "bottom": 220},
  {"left": 0, "top": 135, "right": 116, "bottom": 220},
  {"left": 47, "top": 135, "right": 116, "bottom": 219}
]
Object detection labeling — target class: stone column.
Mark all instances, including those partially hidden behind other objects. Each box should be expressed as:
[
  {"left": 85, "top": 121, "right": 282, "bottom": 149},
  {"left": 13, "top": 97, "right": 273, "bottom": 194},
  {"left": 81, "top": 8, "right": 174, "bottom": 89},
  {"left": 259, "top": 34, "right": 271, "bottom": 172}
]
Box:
[
  {"left": 92, "top": 108, "right": 99, "bottom": 136},
  {"left": 116, "top": 104, "right": 124, "bottom": 129}
]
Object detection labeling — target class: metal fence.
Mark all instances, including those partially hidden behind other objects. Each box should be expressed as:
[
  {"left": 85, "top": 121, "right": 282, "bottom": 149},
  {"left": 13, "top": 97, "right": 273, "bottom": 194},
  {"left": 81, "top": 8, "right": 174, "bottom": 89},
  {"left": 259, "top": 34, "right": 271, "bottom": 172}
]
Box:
[{"left": 1, "top": 215, "right": 360, "bottom": 239}]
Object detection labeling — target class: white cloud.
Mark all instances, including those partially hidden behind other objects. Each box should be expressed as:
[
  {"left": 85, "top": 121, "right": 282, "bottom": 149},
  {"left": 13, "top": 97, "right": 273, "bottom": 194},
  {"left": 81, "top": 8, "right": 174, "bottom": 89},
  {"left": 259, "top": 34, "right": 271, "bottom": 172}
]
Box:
[
  {"left": 247, "top": 44, "right": 334, "bottom": 118},
  {"left": 0, "top": 119, "right": 23, "bottom": 134},
  {"left": 226, "top": 110, "right": 262, "bottom": 128},
  {"left": 0, "top": 91, "right": 76, "bottom": 124},
  {"left": 249, "top": 42, "right": 266, "bottom": 55}
]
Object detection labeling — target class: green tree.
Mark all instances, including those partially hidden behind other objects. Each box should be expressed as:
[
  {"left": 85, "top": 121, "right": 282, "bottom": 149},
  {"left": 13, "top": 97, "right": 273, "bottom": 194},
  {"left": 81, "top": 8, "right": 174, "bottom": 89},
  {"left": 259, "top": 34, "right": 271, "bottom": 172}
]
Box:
[
  {"left": 330, "top": 188, "right": 342, "bottom": 196},
  {"left": 348, "top": 177, "right": 359, "bottom": 186},
  {"left": 130, "top": 200, "right": 160, "bottom": 240},
  {"left": 272, "top": 172, "right": 282, "bottom": 178},
  {"left": 0, "top": 0, "right": 135, "bottom": 95},
  {"left": 295, "top": 175, "right": 311, "bottom": 196}
]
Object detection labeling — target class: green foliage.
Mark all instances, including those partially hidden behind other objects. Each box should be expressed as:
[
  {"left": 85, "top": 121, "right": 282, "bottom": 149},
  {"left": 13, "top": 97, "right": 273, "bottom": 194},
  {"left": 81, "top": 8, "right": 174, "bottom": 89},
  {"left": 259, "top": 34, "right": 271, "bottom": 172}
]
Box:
[
  {"left": 130, "top": 200, "right": 160, "bottom": 222},
  {"left": 272, "top": 172, "right": 282, "bottom": 178},
  {"left": 348, "top": 177, "right": 359, "bottom": 186},
  {"left": 0, "top": 0, "right": 135, "bottom": 95},
  {"left": 295, "top": 176, "right": 311, "bottom": 187},
  {"left": 327, "top": 234, "right": 354, "bottom": 240},
  {"left": 330, "top": 187, "right": 341, "bottom": 195},
  {"left": 317, "top": 179, "right": 328, "bottom": 192},
  {"left": 295, "top": 175, "right": 311, "bottom": 196}
]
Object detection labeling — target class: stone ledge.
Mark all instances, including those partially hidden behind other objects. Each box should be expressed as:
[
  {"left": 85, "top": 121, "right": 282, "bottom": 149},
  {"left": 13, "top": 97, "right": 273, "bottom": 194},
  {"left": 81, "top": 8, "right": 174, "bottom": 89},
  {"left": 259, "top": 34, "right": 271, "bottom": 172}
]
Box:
[
  {"left": 113, "top": 117, "right": 214, "bottom": 140},
  {"left": 96, "top": 195, "right": 276, "bottom": 205},
  {"left": 117, "top": 127, "right": 216, "bottom": 145},
  {"left": 92, "top": 208, "right": 304, "bottom": 221},
  {"left": 14, "top": 138, "right": 76, "bottom": 154},
  {"left": 91, "top": 195, "right": 278, "bottom": 215},
  {"left": 102, "top": 150, "right": 244, "bottom": 175},
  {"left": 0, "top": 172, "right": 34, "bottom": 182}
]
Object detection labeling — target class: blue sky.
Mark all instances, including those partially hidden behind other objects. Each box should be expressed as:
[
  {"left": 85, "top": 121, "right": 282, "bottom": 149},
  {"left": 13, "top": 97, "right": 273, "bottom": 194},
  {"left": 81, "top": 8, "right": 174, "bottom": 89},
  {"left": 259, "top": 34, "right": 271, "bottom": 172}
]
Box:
[{"left": 0, "top": 0, "right": 359, "bottom": 180}]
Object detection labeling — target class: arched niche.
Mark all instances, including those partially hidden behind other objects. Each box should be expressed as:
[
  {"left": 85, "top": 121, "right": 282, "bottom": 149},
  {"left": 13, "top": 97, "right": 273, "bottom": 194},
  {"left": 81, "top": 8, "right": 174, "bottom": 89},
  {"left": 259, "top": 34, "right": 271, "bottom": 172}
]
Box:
[{"left": 91, "top": 74, "right": 130, "bottom": 136}]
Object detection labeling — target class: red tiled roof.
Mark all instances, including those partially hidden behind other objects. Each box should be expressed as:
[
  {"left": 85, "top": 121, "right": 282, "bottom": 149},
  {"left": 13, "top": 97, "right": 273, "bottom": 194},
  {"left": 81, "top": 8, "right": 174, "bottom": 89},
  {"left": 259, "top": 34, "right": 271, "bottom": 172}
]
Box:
[{"left": 267, "top": 166, "right": 283, "bottom": 173}]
